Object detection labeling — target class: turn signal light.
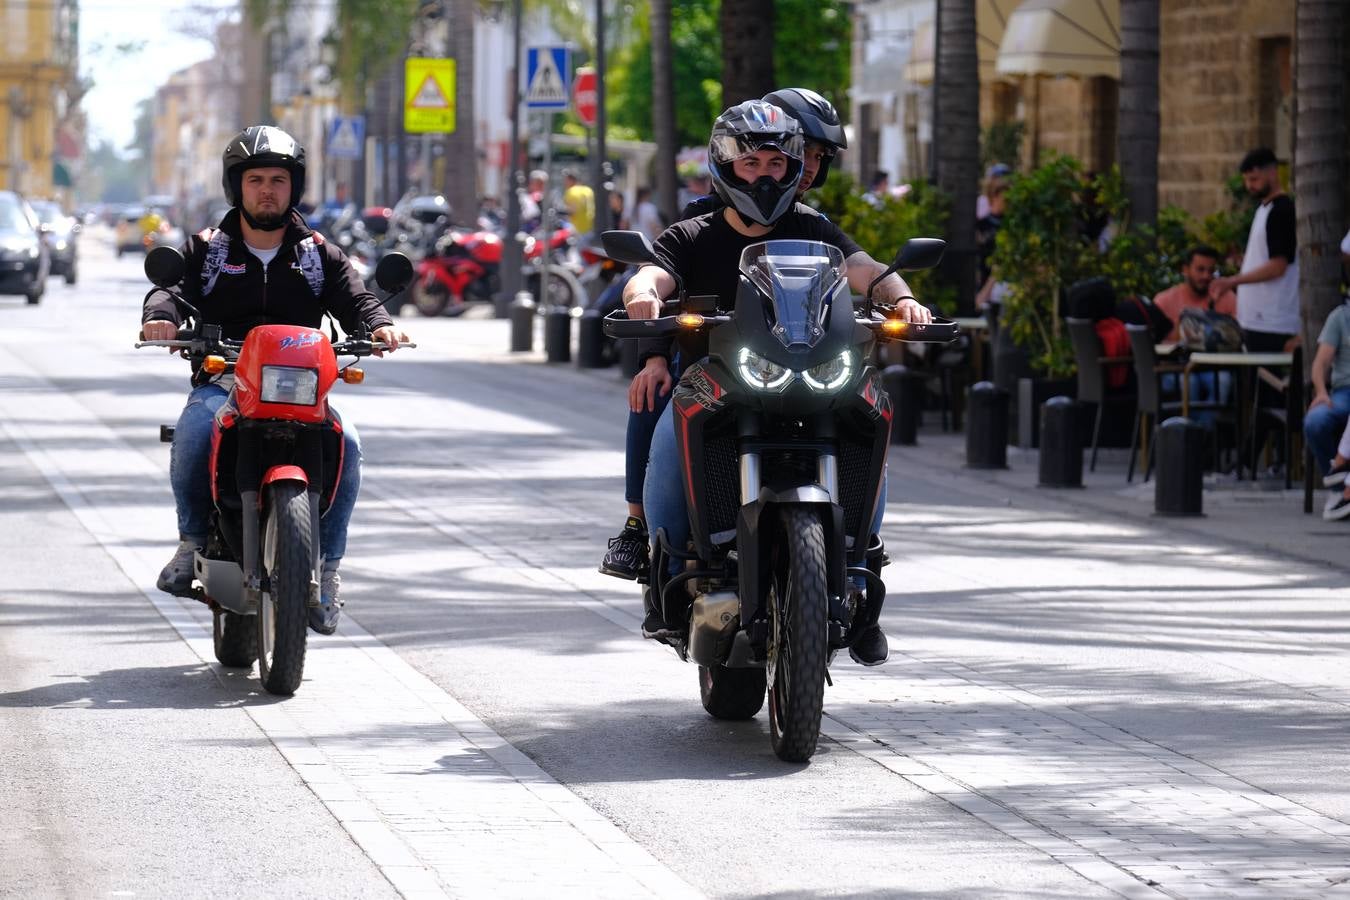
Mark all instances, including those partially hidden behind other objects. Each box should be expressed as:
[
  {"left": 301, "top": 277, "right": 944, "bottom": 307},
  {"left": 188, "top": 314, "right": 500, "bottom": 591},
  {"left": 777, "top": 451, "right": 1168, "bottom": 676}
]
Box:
[
  {"left": 201, "top": 355, "right": 227, "bottom": 375},
  {"left": 677, "top": 313, "right": 705, "bottom": 328},
  {"left": 880, "top": 319, "right": 908, "bottom": 336},
  {"left": 342, "top": 367, "right": 365, "bottom": 384}
]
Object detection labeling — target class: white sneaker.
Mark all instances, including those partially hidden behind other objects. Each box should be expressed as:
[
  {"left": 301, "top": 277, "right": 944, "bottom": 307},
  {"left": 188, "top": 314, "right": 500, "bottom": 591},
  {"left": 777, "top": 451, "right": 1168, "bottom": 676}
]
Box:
[
  {"left": 1323, "top": 494, "right": 1350, "bottom": 522},
  {"left": 156, "top": 539, "right": 202, "bottom": 596}
]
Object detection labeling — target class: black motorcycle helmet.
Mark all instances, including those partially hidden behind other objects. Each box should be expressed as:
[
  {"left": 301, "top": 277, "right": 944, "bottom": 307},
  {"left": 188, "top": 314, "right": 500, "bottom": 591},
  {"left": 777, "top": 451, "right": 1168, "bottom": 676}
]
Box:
[
  {"left": 762, "top": 88, "right": 847, "bottom": 189},
  {"left": 708, "top": 99, "right": 805, "bottom": 227},
  {"left": 221, "top": 125, "right": 307, "bottom": 231}
]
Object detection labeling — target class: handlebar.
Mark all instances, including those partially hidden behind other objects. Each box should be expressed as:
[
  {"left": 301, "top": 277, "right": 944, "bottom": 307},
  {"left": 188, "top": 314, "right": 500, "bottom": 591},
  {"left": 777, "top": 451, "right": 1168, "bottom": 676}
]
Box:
[{"left": 602, "top": 308, "right": 959, "bottom": 344}]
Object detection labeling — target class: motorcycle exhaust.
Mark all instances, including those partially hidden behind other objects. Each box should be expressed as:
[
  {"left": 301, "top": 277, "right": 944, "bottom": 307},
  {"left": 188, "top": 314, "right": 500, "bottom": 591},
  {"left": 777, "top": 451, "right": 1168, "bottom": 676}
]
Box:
[{"left": 687, "top": 590, "right": 740, "bottom": 667}]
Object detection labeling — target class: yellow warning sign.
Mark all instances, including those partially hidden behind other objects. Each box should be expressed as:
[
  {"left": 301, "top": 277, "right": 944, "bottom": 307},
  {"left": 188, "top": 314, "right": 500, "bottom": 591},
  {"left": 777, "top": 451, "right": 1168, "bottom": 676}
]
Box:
[{"left": 404, "top": 57, "right": 456, "bottom": 134}]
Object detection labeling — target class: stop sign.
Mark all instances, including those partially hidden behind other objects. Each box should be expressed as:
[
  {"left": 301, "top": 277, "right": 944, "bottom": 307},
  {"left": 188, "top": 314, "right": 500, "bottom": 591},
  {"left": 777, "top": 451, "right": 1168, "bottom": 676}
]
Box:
[{"left": 573, "top": 67, "right": 598, "bottom": 128}]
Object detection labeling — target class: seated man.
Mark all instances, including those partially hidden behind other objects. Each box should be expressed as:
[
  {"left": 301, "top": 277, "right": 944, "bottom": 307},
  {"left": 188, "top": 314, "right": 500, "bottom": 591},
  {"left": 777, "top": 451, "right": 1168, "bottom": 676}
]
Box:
[
  {"left": 1153, "top": 245, "right": 1237, "bottom": 410},
  {"left": 1305, "top": 297, "right": 1350, "bottom": 501}
]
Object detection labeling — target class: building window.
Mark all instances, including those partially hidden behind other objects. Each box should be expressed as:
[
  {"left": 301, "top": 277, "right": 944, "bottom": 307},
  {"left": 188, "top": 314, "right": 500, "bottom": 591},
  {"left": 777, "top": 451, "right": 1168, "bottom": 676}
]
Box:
[{"left": 1258, "top": 36, "right": 1292, "bottom": 162}]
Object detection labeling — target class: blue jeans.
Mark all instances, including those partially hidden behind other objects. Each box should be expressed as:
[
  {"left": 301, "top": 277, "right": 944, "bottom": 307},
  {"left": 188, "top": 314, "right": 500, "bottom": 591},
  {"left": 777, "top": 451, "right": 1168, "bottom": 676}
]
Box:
[
  {"left": 1304, "top": 386, "right": 1350, "bottom": 476},
  {"left": 169, "top": 384, "right": 362, "bottom": 560},
  {"left": 625, "top": 354, "right": 680, "bottom": 506},
  {"left": 1160, "top": 370, "right": 1232, "bottom": 426},
  {"left": 644, "top": 401, "right": 887, "bottom": 572}
]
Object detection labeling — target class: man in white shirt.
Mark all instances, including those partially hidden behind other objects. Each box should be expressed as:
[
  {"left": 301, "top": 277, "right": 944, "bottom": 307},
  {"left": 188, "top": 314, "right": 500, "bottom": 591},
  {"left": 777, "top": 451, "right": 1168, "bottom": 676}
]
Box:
[
  {"left": 632, "top": 187, "right": 664, "bottom": 242},
  {"left": 1210, "top": 148, "right": 1299, "bottom": 352}
]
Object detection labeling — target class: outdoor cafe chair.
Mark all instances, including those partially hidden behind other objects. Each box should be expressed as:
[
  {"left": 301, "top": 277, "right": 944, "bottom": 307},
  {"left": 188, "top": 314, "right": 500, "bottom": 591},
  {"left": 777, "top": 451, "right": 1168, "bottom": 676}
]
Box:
[
  {"left": 1125, "top": 324, "right": 1229, "bottom": 482},
  {"left": 1066, "top": 317, "right": 1135, "bottom": 472}
]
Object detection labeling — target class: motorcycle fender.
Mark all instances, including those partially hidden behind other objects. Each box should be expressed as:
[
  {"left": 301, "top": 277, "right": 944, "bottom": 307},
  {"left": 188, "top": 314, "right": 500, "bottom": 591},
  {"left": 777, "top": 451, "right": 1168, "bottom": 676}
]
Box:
[
  {"left": 736, "top": 498, "right": 848, "bottom": 628},
  {"left": 259, "top": 465, "right": 308, "bottom": 501}
]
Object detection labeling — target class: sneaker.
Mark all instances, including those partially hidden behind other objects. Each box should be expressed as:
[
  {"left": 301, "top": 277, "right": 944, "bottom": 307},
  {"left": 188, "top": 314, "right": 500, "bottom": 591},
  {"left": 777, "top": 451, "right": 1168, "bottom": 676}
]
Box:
[
  {"left": 1323, "top": 493, "right": 1350, "bottom": 522},
  {"left": 599, "top": 516, "right": 649, "bottom": 580},
  {"left": 640, "top": 587, "right": 675, "bottom": 639},
  {"left": 1323, "top": 459, "right": 1350, "bottom": 488},
  {"left": 848, "top": 623, "right": 890, "bottom": 667},
  {"left": 156, "top": 539, "right": 202, "bottom": 596},
  {"left": 309, "top": 568, "right": 342, "bottom": 635}
]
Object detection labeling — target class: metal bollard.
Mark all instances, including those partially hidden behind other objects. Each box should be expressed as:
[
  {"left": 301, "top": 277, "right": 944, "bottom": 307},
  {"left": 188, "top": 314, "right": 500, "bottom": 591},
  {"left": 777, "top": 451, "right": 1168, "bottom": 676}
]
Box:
[
  {"left": 620, "top": 335, "right": 642, "bottom": 378},
  {"left": 1155, "top": 416, "right": 1205, "bottom": 516},
  {"left": 1038, "top": 396, "right": 1083, "bottom": 488},
  {"left": 543, "top": 305, "right": 572, "bottom": 363},
  {"left": 883, "top": 365, "right": 925, "bottom": 446},
  {"left": 509, "top": 291, "right": 536, "bottom": 352},
  {"left": 576, "top": 308, "right": 608, "bottom": 369},
  {"left": 965, "top": 381, "right": 1009, "bottom": 469}
]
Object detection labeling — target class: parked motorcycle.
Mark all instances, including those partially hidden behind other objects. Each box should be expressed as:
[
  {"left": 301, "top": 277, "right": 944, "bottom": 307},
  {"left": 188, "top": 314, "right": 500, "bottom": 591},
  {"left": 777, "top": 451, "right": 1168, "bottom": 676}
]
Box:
[
  {"left": 413, "top": 223, "right": 581, "bottom": 317},
  {"left": 137, "top": 246, "right": 415, "bottom": 696},
  {"left": 602, "top": 232, "right": 954, "bottom": 762}
]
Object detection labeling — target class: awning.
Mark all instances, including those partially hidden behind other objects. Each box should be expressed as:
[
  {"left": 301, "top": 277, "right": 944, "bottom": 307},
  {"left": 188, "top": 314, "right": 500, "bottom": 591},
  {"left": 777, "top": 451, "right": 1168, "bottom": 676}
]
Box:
[
  {"left": 52, "top": 162, "right": 72, "bottom": 187},
  {"left": 995, "top": 0, "right": 1121, "bottom": 80},
  {"left": 902, "top": 0, "right": 1023, "bottom": 85}
]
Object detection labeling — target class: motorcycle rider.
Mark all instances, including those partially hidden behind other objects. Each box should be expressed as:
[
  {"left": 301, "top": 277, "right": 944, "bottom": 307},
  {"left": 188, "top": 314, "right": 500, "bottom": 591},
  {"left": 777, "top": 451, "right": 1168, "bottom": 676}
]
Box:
[
  {"left": 140, "top": 125, "right": 410, "bottom": 634},
  {"left": 622, "top": 99, "right": 930, "bottom": 666},
  {"left": 599, "top": 90, "right": 847, "bottom": 577}
]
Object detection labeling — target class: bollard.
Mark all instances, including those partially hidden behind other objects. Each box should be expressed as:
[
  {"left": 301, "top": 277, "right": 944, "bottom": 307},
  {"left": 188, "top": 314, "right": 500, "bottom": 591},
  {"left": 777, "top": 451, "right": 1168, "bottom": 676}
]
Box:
[
  {"left": 509, "top": 291, "right": 536, "bottom": 352},
  {"left": 882, "top": 365, "right": 925, "bottom": 446},
  {"left": 620, "top": 335, "right": 642, "bottom": 378},
  {"left": 576, "top": 308, "right": 608, "bottom": 369},
  {"left": 1155, "top": 416, "right": 1205, "bottom": 516},
  {"left": 1038, "top": 396, "right": 1083, "bottom": 488},
  {"left": 966, "top": 381, "right": 1009, "bottom": 469},
  {"left": 543, "top": 305, "right": 572, "bottom": 363}
]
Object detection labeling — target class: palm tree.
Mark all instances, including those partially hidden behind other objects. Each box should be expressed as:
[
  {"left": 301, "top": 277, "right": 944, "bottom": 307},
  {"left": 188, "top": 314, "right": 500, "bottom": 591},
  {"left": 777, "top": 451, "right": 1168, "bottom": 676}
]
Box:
[
  {"left": 651, "top": 0, "right": 679, "bottom": 220},
  {"left": 442, "top": 0, "right": 477, "bottom": 224},
  {"left": 720, "top": 0, "right": 774, "bottom": 105},
  {"left": 934, "top": 0, "right": 979, "bottom": 313},
  {"left": 1118, "top": 0, "right": 1159, "bottom": 228},
  {"left": 1294, "top": 0, "right": 1347, "bottom": 361}
]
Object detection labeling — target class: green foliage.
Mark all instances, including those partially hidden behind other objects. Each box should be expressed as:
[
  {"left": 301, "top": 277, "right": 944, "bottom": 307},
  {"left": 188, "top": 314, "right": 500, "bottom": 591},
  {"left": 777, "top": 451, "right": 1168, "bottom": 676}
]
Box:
[
  {"left": 1194, "top": 174, "right": 1256, "bottom": 273},
  {"left": 981, "top": 121, "right": 1024, "bottom": 172},
  {"left": 990, "top": 153, "right": 1096, "bottom": 378},
  {"left": 773, "top": 0, "right": 852, "bottom": 121},
  {"left": 810, "top": 172, "right": 955, "bottom": 313},
  {"left": 1092, "top": 167, "right": 1195, "bottom": 300},
  {"left": 607, "top": 0, "right": 722, "bottom": 147}
]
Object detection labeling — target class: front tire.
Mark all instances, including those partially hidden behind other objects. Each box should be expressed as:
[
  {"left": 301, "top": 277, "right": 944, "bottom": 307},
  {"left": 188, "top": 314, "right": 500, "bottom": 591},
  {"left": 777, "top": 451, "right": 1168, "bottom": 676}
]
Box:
[
  {"left": 699, "top": 665, "right": 766, "bottom": 720},
  {"left": 256, "top": 482, "right": 311, "bottom": 695},
  {"left": 767, "top": 507, "right": 829, "bottom": 762},
  {"left": 213, "top": 609, "right": 258, "bottom": 668}
]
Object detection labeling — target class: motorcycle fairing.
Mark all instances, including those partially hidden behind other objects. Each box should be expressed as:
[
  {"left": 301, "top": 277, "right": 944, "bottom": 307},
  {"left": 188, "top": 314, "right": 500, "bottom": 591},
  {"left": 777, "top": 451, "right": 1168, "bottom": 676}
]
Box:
[{"left": 234, "top": 324, "right": 339, "bottom": 423}]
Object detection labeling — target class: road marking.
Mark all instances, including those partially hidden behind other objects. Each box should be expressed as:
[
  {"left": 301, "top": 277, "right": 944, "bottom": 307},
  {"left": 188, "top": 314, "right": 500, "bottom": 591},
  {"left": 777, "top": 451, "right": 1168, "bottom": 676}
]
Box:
[{"left": 0, "top": 358, "right": 700, "bottom": 900}]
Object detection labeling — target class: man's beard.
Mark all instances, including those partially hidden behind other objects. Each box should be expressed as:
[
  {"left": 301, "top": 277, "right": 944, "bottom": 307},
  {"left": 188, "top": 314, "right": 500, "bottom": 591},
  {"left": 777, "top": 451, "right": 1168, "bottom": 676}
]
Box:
[
  {"left": 241, "top": 205, "right": 288, "bottom": 231},
  {"left": 252, "top": 209, "right": 285, "bottom": 228},
  {"left": 1186, "top": 277, "right": 1211, "bottom": 296}
]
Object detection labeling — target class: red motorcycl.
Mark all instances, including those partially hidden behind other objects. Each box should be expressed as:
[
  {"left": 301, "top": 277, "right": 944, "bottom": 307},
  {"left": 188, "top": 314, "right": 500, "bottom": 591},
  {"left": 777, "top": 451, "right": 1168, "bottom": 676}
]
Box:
[
  {"left": 412, "top": 223, "right": 578, "bottom": 317},
  {"left": 138, "top": 246, "right": 415, "bottom": 695}
]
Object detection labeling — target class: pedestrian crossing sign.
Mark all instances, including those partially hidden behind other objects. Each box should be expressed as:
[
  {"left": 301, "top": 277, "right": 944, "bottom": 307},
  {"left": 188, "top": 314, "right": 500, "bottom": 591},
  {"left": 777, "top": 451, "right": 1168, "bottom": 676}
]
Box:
[
  {"left": 404, "top": 57, "right": 456, "bottom": 134},
  {"left": 526, "top": 47, "right": 570, "bottom": 110},
  {"left": 326, "top": 116, "right": 365, "bottom": 160}
]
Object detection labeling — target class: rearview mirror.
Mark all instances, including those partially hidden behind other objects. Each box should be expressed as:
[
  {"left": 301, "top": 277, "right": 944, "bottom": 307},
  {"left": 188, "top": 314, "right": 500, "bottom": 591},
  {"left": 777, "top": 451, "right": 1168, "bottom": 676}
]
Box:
[
  {"left": 374, "top": 251, "right": 414, "bottom": 294},
  {"left": 601, "top": 230, "right": 659, "bottom": 267},
  {"left": 145, "top": 246, "right": 185, "bottom": 288},
  {"left": 894, "top": 237, "right": 946, "bottom": 272}
]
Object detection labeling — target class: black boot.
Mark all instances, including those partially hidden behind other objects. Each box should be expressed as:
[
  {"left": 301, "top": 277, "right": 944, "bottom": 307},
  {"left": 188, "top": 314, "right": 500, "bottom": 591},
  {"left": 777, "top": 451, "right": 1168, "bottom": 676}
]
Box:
[
  {"left": 640, "top": 586, "right": 674, "bottom": 639},
  {"left": 849, "top": 536, "right": 891, "bottom": 666}
]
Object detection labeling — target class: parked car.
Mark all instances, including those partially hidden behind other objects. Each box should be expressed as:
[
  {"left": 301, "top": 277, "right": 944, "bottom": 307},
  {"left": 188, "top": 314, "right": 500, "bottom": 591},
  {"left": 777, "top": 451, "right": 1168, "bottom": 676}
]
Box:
[
  {"left": 29, "top": 199, "right": 79, "bottom": 285},
  {"left": 0, "top": 191, "right": 49, "bottom": 304}
]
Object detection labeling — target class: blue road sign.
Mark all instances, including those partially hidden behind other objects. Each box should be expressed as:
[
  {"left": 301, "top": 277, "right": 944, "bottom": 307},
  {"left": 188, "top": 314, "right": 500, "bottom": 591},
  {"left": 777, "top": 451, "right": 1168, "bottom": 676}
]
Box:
[
  {"left": 526, "top": 47, "right": 571, "bottom": 111},
  {"left": 327, "top": 116, "right": 365, "bottom": 160}
]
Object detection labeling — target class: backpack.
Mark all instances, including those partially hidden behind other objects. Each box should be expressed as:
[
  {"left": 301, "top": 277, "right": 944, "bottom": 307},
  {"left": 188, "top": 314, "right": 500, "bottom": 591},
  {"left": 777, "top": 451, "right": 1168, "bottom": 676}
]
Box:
[
  {"left": 199, "top": 228, "right": 325, "bottom": 299},
  {"left": 1177, "top": 305, "right": 1243, "bottom": 352}
]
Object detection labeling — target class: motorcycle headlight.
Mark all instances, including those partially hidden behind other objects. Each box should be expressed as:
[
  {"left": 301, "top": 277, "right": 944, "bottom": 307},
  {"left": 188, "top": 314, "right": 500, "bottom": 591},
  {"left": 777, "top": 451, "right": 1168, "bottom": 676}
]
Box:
[
  {"left": 801, "top": 350, "right": 855, "bottom": 392},
  {"left": 260, "top": 366, "right": 319, "bottom": 405},
  {"left": 737, "top": 347, "right": 792, "bottom": 392}
]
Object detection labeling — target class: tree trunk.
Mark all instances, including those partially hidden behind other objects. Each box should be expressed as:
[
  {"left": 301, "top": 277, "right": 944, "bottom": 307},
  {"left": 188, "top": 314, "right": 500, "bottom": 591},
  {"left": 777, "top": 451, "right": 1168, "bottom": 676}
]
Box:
[
  {"left": 1295, "top": 0, "right": 1346, "bottom": 366},
  {"left": 720, "top": 0, "right": 774, "bottom": 105},
  {"left": 650, "top": 0, "right": 679, "bottom": 221},
  {"left": 1118, "top": 0, "right": 1159, "bottom": 228},
  {"left": 442, "top": 0, "right": 477, "bottom": 225},
  {"left": 934, "top": 0, "right": 980, "bottom": 314}
]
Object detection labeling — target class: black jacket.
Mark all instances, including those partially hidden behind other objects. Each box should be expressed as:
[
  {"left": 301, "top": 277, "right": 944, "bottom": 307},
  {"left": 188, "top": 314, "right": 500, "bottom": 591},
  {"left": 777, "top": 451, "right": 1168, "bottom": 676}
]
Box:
[{"left": 142, "top": 209, "right": 393, "bottom": 341}]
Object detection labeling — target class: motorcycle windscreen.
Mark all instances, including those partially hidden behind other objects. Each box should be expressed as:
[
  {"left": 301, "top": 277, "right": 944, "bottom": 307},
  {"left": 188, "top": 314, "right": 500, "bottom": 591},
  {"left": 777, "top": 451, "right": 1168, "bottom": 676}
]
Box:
[{"left": 739, "top": 240, "right": 847, "bottom": 351}]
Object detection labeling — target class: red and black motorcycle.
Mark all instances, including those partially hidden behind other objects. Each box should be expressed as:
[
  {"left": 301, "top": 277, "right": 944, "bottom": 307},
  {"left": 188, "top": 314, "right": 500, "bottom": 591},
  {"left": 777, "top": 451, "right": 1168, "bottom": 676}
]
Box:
[
  {"left": 412, "top": 223, "right": 581, "bottom": 317},
  {"left": 137, "top": 246, "right": 415, "bottom": 695}
]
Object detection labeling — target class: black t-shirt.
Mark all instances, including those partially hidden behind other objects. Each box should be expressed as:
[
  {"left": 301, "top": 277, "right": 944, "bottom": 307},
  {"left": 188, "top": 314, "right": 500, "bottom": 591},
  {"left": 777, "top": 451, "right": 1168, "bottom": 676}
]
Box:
[
  {"left": 1264, "top": 194, "right": 1296, "bottom": 263},
  {"left": 647, "top": 204, "right": 863, "bottom": 361}
]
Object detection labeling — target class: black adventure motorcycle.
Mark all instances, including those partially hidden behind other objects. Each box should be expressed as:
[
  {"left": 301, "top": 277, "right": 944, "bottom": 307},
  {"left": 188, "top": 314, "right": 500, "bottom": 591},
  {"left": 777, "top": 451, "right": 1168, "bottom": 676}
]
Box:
[{"left": 602, "top": 232, "right": 955, "bottom": 762}]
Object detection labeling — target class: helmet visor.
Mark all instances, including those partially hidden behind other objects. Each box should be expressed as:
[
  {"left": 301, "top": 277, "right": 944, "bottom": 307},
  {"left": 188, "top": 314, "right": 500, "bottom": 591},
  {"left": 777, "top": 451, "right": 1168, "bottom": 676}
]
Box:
[{"left": 709, "top": 132, "right": 805, "bottom": 166}]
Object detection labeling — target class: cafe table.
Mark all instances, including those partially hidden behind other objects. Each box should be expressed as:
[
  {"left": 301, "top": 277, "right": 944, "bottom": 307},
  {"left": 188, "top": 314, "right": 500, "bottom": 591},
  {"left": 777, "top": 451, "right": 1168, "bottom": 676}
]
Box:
[{"left": 1181, "top": 350, "right": 1294, "bottom": 479}]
